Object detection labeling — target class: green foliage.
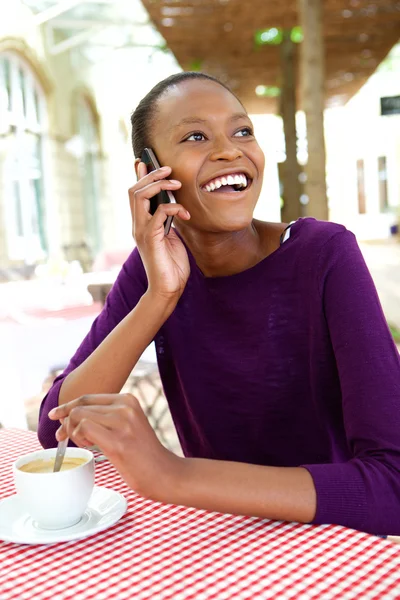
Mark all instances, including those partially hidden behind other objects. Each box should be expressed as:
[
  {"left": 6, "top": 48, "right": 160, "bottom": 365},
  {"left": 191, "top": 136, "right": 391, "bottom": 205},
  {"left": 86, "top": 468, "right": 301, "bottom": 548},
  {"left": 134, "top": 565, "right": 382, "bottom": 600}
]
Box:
[
  {"left": 290, "top": 26, "right": 304, "bottom": 44},
  {"left": 254, "top": 26, "right": 303, "bottom": 47},
  {"left": 190, "top": 59, "right": 203, "bottom": 71},
  {"left": 389, "top": 323, "right": 400, "bottom": 343},
  {"left": 255, "top": 85, "right": 281, "bottom": 97},
  {"left": 255, "top": 28, "right": 283, "bottom": 46}
]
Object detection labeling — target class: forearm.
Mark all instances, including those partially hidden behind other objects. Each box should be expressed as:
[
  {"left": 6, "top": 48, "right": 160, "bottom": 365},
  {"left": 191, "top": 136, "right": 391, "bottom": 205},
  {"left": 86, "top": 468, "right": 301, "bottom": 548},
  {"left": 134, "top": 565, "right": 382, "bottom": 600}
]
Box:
[
  {"left": 167, "top": 458, "right": 317, "bottom": 523},
  {"left": 59, "top": 291, "right": 177, "bottom": 405}
]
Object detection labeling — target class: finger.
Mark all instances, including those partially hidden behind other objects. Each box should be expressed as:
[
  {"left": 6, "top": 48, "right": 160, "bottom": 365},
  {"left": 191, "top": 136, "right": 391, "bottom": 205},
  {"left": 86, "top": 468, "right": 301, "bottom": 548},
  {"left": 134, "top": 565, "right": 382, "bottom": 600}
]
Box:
[
  {"left": 65, "top": 406, "right": 125, "bottom": 434},
  {"left": 130, "top": 165, "right": 178, "bottom": 211},
  {"left": 134, "top": 164, "right": 172, "bottom": 199},
  {"left": 71, "top": 419, "right": 117, "bottom": 454},
  {"left": 56, "top": 395, "right": 141, "bottom": 443},
  {"left": 130, "top": 160, "right": 177, "bottom": 219},
  {"left": 148, "top": 203, "right": 191, "bottom": 234},
  {"left": 48, "top": 394, "right": 130, "bottom": 420},
  {"left": 137, "top": 161, "right": 164, "bottom": 181},
  {"left": 57, "top": 412, "right": 109, "bottom": 446},
  {"left": 55, "top": 423, "right": 68, "bottom": 442},
  {"left": 56, "top": 406, "right": 118, "bottom": 441},
  {"left": 137, "top": 163, "right": 171, "bottom": 184},
  {"left": 133, "top": 180, "right": 182, "bottom": 206},
  {"left": 131, "top": 180, "right": 182, "bottom": 233}
]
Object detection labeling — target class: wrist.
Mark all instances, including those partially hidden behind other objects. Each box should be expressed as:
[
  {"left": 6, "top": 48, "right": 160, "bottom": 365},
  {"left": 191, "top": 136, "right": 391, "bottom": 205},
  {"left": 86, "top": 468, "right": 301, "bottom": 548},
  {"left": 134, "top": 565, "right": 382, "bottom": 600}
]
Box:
[
  {"left": 148, "top": 452, "right": 188, "bottom": 505},
  {"left": 142, "top": 289, "right": 179, "bottom": 315}
]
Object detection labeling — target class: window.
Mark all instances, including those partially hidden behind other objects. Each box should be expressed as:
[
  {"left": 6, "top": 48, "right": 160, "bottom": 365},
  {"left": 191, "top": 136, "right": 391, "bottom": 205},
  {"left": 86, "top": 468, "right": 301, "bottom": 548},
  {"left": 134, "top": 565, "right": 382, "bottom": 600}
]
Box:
[
  {"left": 0, "top": 52, "right": 47, "bottom": 261},
  {"left": 356, "top": 159, "right": 366, "bottom": 215},
  {"left": 378, "top": 156, "right": 389, "bottom": 213},
  {"left": 77, "top": 96, "right": 101, "bottom": 255}
]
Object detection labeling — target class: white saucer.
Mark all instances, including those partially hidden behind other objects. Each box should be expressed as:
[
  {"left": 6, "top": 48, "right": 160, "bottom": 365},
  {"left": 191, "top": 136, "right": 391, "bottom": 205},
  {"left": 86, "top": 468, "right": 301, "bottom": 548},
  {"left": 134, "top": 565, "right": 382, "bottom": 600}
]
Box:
[{"left": 0, "top": 486, "right": 127, "bottom": 545}]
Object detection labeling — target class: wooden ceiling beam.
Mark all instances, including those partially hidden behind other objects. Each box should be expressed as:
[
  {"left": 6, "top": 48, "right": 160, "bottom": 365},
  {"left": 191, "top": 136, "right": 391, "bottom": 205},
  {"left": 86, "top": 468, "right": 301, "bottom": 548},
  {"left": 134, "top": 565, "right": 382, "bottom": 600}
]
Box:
[{"left": 142, "top": 0, "right": 400, "bottom": 113}]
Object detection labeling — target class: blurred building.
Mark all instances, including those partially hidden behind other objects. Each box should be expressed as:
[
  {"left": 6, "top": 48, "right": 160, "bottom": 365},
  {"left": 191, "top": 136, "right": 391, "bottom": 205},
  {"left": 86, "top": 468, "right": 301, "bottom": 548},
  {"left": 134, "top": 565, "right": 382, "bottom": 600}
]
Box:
[
  {"left": 0, "top": 0, "right": 179, "bottom": 274},
  {"left": 326, "top": 44, "right": 400, "bottom": 240}
]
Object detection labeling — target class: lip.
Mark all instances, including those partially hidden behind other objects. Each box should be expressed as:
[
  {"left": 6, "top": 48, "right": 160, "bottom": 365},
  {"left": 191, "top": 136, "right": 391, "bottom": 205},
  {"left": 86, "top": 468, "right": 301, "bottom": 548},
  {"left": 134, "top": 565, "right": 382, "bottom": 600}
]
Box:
[{"left": 200, "top": 168, "right": 254, "bottom": 190}]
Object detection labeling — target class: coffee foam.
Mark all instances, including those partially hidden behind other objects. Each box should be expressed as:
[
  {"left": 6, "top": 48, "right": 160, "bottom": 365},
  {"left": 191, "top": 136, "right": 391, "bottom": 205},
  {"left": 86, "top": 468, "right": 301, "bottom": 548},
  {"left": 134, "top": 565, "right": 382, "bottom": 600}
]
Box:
[{"left": 19, "top": 457, "right": 87, "bottom": 474}]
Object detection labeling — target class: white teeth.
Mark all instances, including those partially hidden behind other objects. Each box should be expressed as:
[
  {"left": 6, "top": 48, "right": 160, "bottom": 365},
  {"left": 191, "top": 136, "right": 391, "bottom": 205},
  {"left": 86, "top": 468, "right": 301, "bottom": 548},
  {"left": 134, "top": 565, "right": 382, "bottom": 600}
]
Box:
[
  {"left": 233, "top": 174, "right": 245, "bottom": 187},
  {"left": 203, "top": 173, "right": 249, "bottom": 191}
]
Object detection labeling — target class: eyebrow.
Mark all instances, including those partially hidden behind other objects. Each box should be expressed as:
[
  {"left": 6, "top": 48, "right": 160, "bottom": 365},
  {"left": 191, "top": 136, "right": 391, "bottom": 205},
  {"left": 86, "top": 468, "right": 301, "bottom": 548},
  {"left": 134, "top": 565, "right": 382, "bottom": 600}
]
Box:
[{"left": 173, "top": 112, "right": 250, "bottom": 129}]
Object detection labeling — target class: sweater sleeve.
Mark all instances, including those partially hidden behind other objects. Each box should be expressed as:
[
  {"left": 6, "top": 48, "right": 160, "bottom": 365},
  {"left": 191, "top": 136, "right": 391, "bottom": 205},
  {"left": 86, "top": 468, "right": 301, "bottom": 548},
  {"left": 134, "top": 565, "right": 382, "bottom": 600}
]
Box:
[
  {"left": 303, "top": 230, "right": 400, "bottom": 535},
  {"left": 38, "top": 248, "right": 148, "bottom": 449}
]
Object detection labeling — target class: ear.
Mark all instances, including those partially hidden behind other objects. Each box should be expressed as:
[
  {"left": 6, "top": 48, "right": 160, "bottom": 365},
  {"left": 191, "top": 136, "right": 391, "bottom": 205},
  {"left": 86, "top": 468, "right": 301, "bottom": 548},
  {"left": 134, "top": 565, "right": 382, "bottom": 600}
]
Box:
[
  {"left": 134, "top": 158, "right": 141, "bottom": 179},
  {"left": 135, "top": 158, "right": 147, "bottom": 181}
]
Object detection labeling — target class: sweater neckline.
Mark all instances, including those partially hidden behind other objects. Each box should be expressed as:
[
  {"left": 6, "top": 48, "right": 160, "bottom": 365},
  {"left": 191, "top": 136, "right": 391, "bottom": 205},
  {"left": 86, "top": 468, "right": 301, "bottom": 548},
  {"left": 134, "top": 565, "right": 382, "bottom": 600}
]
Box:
[{"left": 180, "top": 217, "right": 306, "bottom": 283}]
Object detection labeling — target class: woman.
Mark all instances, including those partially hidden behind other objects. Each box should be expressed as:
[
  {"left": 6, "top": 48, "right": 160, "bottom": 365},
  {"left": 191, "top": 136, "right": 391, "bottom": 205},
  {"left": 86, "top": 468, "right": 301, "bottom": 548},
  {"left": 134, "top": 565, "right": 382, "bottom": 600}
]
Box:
[{"left": 39, "top": 72, "right": 400, "bottom": 536}]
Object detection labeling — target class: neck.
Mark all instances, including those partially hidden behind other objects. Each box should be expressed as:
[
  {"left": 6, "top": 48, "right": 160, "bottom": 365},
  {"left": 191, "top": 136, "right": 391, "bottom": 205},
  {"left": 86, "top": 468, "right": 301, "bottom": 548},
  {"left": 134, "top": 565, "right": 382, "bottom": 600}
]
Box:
[{"left": 176, "top": 220, "right": 267, "bottom": 277}]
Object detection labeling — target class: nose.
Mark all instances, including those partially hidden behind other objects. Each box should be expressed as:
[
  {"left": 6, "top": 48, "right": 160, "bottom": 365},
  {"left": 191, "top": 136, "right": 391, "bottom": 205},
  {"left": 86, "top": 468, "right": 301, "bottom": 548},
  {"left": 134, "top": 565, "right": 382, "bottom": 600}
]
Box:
[{"left": 209, "top": 137, "right": 243, "bottom": 162}]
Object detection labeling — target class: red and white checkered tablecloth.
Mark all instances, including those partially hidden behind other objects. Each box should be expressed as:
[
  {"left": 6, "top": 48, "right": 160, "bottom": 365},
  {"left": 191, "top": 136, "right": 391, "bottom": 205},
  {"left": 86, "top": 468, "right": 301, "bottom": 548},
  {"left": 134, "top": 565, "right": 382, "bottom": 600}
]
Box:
[{"left": 1, "top": 429, "right": 399, "bottom": 600}]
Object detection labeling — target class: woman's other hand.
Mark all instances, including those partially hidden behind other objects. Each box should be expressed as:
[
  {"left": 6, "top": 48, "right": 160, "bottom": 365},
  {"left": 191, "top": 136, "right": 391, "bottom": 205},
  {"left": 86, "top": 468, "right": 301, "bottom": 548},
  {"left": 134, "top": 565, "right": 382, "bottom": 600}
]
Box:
[
  {"left": 48, "top": 394, "right": 183, "bottom": 502},
  {"left": 129, "top": 163, "right": 191, "bottom": 301}
]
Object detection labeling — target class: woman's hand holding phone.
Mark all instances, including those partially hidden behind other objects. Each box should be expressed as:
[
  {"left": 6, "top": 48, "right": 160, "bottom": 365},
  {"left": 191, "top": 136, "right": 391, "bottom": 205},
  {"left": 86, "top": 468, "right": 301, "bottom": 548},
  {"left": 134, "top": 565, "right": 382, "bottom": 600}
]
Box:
[{"left": 129, "top": 162, "right": 191, "bottom": 301}]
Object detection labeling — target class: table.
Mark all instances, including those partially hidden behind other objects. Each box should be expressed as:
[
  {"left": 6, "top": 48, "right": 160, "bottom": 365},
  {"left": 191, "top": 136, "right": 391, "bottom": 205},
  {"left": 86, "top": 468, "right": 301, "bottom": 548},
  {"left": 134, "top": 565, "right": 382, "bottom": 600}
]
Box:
[{"left": 1, "top": 429, "right": 400, "bottom": 600}]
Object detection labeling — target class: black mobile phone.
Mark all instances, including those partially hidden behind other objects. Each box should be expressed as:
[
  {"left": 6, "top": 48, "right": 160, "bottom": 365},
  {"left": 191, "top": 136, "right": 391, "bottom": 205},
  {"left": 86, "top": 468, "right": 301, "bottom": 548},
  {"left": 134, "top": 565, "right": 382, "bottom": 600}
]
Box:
[{"left": 141, "top": 147, "right": 175, "bottom": 235}]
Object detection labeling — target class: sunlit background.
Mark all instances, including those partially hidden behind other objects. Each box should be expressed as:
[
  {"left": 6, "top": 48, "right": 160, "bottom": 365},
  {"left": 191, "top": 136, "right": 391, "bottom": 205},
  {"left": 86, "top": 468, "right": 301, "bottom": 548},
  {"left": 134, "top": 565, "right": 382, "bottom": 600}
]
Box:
[{"left": 0, "top": 0, "right": 399, "bottom": 450}]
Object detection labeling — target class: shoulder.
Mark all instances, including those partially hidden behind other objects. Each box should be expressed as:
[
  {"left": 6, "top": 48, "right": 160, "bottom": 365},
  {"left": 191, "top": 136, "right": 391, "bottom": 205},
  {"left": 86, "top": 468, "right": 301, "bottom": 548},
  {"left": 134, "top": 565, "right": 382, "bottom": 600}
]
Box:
[
  {"left": 292, "top": 220, "right": 371, "bottom": 299},
  {"left": 257, "top": 217, "right": 354, "bottom": 253},
  {"left": 293, "top": 217, "right": 349, "bottom": 243},
  {"left": 292, "top": 217, "right": 358, "bottom": 260}
]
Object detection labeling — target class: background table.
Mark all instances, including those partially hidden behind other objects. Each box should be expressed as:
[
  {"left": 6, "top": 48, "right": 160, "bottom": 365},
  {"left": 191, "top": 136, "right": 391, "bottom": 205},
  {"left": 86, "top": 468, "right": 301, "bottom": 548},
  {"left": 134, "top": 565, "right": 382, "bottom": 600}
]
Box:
[{"left": 1, "top": 429, "right": 400, "bottom": 600}]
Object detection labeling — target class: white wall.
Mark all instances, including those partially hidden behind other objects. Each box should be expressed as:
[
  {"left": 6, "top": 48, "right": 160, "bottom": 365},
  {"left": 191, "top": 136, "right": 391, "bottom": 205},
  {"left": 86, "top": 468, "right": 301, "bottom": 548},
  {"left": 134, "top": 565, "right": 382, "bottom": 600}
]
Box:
[
  {"left": 249, "top": 114, "right": 282, "bottom": 223},
  {"left": 325, "top": 68, "right": 400, "bottom": 240}
]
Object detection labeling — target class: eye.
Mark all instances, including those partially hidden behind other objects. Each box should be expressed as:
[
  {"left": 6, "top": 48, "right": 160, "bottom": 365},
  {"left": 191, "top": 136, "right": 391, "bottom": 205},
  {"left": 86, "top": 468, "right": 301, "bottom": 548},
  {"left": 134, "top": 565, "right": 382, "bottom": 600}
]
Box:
[
  {"left": 184, "top": 132, "right": 207, "bottom": 142},
  {"left": 234, "top": 127, "right": 254, "bottom": 138}
]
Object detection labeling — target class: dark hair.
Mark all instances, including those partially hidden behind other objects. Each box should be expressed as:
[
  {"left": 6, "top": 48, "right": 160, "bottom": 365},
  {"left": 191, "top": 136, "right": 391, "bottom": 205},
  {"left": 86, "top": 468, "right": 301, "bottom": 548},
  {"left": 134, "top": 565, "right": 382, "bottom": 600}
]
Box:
[{"left": 130, "top": 71, "right": 243, "bottom": 159}]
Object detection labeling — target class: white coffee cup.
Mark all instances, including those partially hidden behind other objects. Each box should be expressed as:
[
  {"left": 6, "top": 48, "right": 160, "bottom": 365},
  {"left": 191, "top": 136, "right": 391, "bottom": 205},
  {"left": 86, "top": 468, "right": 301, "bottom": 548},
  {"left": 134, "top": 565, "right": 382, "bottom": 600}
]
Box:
[{"left": 13, "top": 447, "right": 95, "bottom": 530}]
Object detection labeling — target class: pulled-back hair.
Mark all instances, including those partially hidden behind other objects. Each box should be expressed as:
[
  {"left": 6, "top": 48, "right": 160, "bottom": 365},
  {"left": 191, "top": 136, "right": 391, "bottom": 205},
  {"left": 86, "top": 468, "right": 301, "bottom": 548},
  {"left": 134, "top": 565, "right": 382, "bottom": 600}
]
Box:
[{"left": 130, "top": 72, "right": 243, "bottom": 159}]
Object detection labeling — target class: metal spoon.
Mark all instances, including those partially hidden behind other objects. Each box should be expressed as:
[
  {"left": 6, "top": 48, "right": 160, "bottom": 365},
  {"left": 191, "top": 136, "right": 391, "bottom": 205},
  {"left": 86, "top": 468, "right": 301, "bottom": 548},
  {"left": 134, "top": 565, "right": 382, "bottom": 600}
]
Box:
[{"left": 53, "top": 437, "right": 69, "bottom": 472}]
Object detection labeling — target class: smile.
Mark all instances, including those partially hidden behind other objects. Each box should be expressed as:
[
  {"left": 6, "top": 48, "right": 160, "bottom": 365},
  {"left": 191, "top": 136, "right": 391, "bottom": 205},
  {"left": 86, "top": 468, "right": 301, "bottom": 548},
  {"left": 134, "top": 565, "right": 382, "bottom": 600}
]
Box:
[{"left": 202, "top": 172, "right": 252, "bottom": 194}]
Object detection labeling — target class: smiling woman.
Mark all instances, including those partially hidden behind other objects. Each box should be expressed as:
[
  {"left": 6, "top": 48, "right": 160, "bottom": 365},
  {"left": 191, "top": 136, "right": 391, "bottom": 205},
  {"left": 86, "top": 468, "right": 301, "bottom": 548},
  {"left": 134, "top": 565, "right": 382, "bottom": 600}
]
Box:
[
  {"left": 131, "top": 74, "right": 266, "bottom": 256},
  {"left": 38, "top": 72, "right": 400, "bottom": 537}
]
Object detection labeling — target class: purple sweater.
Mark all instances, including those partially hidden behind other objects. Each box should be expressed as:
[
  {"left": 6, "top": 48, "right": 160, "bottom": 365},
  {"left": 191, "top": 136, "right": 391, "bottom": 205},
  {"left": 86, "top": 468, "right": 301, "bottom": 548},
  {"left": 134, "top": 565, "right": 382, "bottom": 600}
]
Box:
[{"left": 38, "top": 218, "right": 400, "bottom": 535}]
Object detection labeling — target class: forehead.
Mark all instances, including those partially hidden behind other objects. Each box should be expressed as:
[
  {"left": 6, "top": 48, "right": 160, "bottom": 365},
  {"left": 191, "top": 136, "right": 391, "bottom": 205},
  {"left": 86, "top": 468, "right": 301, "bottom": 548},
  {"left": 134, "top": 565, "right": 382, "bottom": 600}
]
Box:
[{"left": 153, "top": 79, "right": 246, "bottom": 132}]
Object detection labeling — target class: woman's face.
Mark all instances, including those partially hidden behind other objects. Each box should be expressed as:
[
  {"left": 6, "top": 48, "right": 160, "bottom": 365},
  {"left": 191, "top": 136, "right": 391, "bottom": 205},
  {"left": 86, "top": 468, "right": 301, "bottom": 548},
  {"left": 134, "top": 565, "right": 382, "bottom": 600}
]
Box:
[{"left": 150, "top": 79, "right": 265, "bottom": 233}]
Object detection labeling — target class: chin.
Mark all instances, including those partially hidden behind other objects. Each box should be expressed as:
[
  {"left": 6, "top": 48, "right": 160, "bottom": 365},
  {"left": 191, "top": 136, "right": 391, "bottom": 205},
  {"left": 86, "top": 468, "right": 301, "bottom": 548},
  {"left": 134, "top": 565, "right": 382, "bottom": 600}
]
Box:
[{"left": 212, "top": 211, "right": 254, "bottom": 233}]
